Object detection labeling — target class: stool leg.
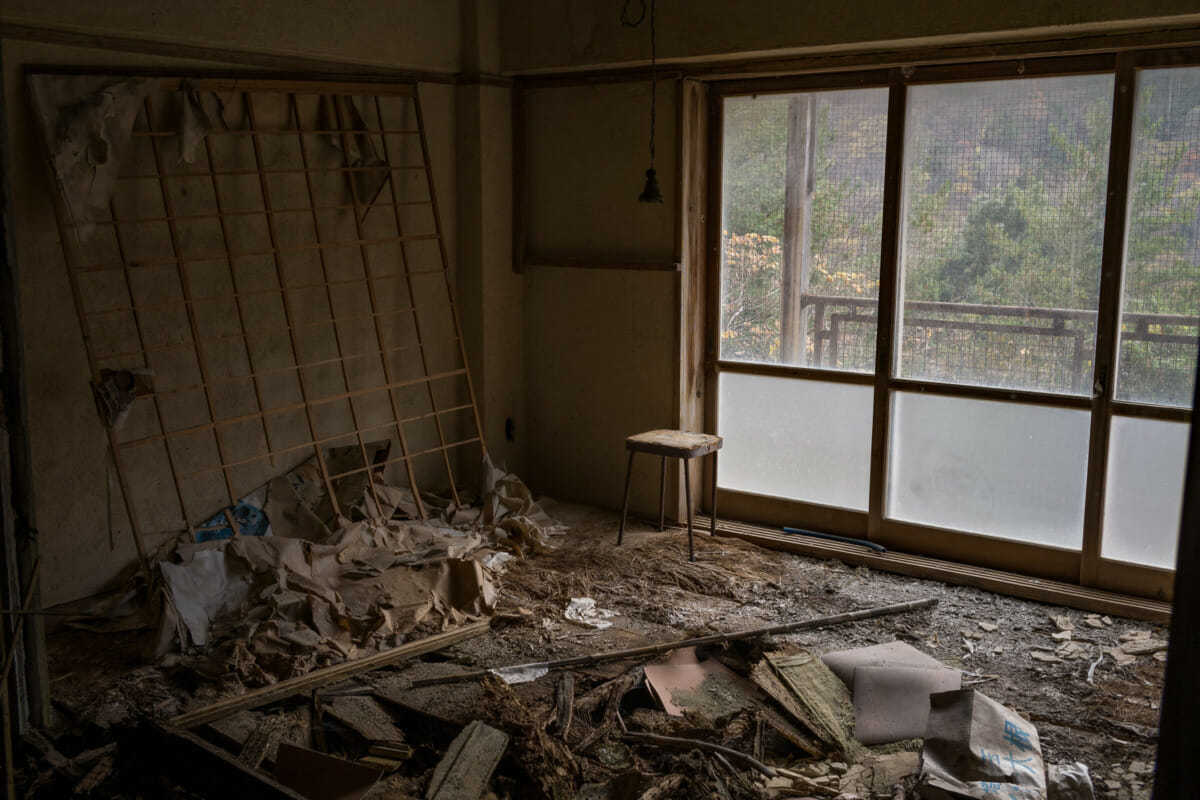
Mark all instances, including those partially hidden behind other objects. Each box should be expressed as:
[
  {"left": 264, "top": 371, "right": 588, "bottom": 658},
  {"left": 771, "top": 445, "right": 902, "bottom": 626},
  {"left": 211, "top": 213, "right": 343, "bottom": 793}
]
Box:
[
  {"left": 710, "top": 451, "right": 719, "bottom": 538},
  {"left": 684, "top": 457, "right": 695, "bottom": 562},
  {"left": 658, "top": 456, "right": 667, "bottom": 532},
  {"left": 616, "top": 450, "right": 635, "bottom": 546}
]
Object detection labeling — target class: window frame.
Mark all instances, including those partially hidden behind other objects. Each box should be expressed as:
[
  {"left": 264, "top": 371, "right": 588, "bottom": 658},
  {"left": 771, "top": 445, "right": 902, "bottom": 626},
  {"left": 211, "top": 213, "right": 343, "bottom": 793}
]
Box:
[{"left": 704, "top": 48, "right": 1200, "bottom": 601}]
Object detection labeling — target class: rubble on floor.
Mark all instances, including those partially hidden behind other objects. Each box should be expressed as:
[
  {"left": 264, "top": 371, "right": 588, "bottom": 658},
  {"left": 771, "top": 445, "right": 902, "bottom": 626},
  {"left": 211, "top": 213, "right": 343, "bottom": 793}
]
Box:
[{"left": 25, "top": 502, "right": 1164, "bottom": 799}]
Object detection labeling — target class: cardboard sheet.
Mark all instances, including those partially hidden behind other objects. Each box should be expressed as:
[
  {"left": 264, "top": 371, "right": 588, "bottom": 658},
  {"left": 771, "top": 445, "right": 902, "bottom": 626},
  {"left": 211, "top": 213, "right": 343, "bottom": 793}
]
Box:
[
  {"left": 822, "top": 640, "right": 951, "bottom": 691},
  {"left": 274, "top": 743, "right": 381, "bottom": 800},
  {"left": 852, "top": 664, "right": 962, "bottom": 745}
]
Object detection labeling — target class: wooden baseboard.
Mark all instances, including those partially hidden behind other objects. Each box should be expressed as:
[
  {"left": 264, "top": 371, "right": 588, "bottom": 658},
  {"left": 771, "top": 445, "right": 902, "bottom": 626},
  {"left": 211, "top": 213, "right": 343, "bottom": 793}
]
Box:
[{"left": 697, "top": 515, "right": 1171, "bottom": 623}]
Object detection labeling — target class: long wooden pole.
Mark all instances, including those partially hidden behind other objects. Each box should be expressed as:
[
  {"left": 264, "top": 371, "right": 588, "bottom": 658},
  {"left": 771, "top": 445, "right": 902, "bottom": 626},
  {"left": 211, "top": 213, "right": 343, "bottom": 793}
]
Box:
[
  {"left": 171, "top": 620, "right": 489, "bottom": 728},
  {"left": 410, "top": 597, "right": 937, "bottom": 688}
]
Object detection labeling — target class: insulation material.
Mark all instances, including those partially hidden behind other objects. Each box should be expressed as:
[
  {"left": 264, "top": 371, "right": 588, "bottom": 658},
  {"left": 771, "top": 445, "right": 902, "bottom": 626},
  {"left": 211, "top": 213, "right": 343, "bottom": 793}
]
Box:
[
  {"left": 482, "top": 456, "right": 565, "bottom": 555},
  {"left": 28, "top": 75, "right": 160, "bottom": 240},
  {"left": 918, "top": 689, "right": 1047, "bottom": 800}
]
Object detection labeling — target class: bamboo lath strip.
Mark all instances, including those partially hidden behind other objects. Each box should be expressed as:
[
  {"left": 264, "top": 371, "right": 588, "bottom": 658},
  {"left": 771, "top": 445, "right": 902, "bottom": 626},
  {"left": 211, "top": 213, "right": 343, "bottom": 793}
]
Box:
[
  {"left": 409, "top": 91, "right": 489, "bottom": 471},
  {"left": 73, "top": 233, "right": 440, "bottom": 272},
  {"left": 164, "top": 403, "right": 476, "bottom": 482},
  {"left": 258, "top": 95, "right": 386, "bottom": 518},
  {"left": 107, "top": 198, "right": 195, "bottom": 535},
  {"left": 115, "top": 165, "right": 428, "bottom": 180},
  {"left": 43, "top": 76, "right": 479, "bottom": 539},
  {"left": 83, "top": 268, "right": 448, "bottom": 316},
  {"left": 143, "top": 95, "right": 243, "bottom": 532},
  {"left": 296, "top": 94, "right": 426, "bottom": 517},
  {"left": 94, "top": 302, "right": 455, "bottom": 363},
  {"left": 85, "top": 200, "right": 433, "bottom": 227},
  {"left": 110, "top": 335, "right": 460, "bottom": 404}
]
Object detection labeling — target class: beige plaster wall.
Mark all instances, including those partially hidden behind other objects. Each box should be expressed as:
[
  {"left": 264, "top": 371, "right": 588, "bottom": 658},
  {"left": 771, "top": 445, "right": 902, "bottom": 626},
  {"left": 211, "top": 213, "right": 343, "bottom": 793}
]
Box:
[
  {"left": 520, "top": 81, "right": 679, "bottom": 514},
  {"left": 524, "top": 266, "right": 678, "bottom": 514},
  {"left": 3, "top": 29, "right": 462, "bottom": 605},
  {"left": 500, "top": 0, "right": 1200, "bottom": 73}
]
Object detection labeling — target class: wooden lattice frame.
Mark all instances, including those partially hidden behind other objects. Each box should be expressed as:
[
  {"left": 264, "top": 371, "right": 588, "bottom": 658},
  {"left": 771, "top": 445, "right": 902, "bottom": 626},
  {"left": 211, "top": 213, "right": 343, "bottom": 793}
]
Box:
[{"left": 37, "top": 76, "right": 486, "bottom": 560}]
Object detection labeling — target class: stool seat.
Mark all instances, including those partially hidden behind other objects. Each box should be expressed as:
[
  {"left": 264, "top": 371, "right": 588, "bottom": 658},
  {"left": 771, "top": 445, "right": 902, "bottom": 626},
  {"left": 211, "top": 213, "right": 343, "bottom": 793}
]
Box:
[
  {"left": 625, "top": 429, "right": 722, "bottom": 458},
  {"left": 616, "top": 429, "right": 721, "bottom": 562}
]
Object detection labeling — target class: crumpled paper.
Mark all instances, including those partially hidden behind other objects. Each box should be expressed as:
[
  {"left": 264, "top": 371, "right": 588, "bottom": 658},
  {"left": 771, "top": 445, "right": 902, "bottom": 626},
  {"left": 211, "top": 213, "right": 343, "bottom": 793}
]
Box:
[
  {"left": 156, "top": 454, "right": 562, "bottom": 685},
  {"left": 564, "top": 597, "right": 617, "bottom": 630}
]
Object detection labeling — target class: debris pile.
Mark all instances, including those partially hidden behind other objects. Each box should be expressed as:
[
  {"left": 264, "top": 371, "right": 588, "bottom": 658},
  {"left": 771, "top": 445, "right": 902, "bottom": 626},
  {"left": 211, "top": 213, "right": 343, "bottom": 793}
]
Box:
[{"left": 22, "top": 504, "right": 1150, "bottom": 800}]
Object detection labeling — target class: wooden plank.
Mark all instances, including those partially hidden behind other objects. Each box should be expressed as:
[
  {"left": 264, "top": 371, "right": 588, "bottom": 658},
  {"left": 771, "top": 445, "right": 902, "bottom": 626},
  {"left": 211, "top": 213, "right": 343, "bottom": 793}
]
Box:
[
  {"left": 1152, "top": 339, "right": 1200, "bottom": 799},
  {"left": 511, "top": 80, "right": 526, "bottom": 275},
  {"left": 412, "top": 87, "right": 490, "bottom": 470},
  {"left": 1081, "top": 53, "right": 1139, "bottom": 586},
  {"left": 0, "top": 25, "right": 453, "bottom": 84},
  {"left": 523, "top": 255, "right": 680, "bottom": 272},
  {"left": 170, "top": 621, "right": 489, "bottom": 728},
  {"left": 717, "top": 359, "right": 874, "bottom": 386},
  {"left": 703, "top": 515, "right": 1171, "bottom": 621},
  {"left": 866, "top": 71, "right": 907, "bottom": 540},
  {"left": 780, "top": 94, "right": 814, "bottom": 365},
  {"left": 888, "top": 377, "right": 1093, "bottom": 409},
  {"left": 149, "top": 723, "right": 309, "bottom": 800},
  {"left": 506, "top": 34, "right": 1200, "bottom": 88},
  {"left": 679, "top": 79, "right": 709, "bottom": 521},
  {"left": 425, "top": 720, "right": 508, "bottom": 800}
]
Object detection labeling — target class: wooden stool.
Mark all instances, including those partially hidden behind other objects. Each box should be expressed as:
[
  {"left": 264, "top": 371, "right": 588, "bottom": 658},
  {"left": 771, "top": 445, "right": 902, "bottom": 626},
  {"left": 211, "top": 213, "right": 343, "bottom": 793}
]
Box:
[{"left": 616, "top": 429, "right": 723, "bottom": 562}]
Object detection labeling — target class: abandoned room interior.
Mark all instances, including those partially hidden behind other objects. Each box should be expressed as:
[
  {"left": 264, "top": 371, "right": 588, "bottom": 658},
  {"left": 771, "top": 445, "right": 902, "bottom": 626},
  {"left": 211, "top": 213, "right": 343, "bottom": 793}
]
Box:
[{"left": 0, "top": 1, "right": 1198, "bottom": 798}]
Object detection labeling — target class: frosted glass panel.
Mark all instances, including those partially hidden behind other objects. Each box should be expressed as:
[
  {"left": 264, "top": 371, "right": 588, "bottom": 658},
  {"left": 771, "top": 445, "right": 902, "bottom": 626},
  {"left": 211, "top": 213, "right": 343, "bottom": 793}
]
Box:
[
  {"left": 888, "top": 392, "right": 1089, "bottom": 547},
  {"left": 718, "top": 373, "right": 871, "bottom": 509},
  {"left": 1102, "top": 416, "right": 1188, "bottom": 569}
]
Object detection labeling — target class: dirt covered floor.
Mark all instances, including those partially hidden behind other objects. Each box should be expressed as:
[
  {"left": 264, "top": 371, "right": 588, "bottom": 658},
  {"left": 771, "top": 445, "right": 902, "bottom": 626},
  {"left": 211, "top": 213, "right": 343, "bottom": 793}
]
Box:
[{"left": 38, "top": 500, "right": 1166, "bottom": 800}]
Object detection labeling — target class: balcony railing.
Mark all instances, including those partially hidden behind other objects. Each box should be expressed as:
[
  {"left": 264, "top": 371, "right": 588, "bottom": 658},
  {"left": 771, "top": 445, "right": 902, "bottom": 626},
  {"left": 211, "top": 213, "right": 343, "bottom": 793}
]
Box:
[{"left": 727, "top": 292, "right": 1200, "bottom": 403}]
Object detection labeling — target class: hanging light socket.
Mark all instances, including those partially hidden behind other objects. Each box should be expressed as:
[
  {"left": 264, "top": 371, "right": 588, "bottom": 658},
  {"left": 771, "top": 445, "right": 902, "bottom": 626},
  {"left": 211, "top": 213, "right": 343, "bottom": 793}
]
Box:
[{"left": 639, "top": 168, "right": 663, "bottom": 204}]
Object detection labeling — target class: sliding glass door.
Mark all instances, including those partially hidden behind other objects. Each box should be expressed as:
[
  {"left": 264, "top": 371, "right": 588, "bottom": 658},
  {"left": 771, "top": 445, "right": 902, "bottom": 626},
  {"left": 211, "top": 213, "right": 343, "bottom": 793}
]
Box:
[{"left": 708, "top": 54, "right": 1200, "bottom": 598}]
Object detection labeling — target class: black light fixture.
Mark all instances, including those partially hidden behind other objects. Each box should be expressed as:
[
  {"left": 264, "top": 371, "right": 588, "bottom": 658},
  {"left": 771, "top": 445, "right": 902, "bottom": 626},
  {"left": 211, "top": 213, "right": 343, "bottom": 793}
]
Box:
[{"left": 623, "top": 0, "right": 662, "bottom": 204}]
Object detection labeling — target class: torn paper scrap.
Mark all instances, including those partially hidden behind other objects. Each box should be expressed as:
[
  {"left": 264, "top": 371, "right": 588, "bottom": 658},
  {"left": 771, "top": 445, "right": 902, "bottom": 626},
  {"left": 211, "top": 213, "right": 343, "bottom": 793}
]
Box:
[
  {"left": 564, "top": 598, "right": 616, "bottom": 629},
  {"left": 159, "top": 549, "right": 253, "bottom": 648},
  {"left": 28, "top": 75, "right": 162, "bottom": 240},
  {"left": 176, "top": 82, "right": 213, "bottom": 165},
  {"left": 918, "top": 689, "right": 1047, "bottom": 800},
  {"left": 490, "top": 665, "right": 549, "bottom": 685},
  {"left": 1047, "top": 763, "right": 1095, "bottom": 800}
]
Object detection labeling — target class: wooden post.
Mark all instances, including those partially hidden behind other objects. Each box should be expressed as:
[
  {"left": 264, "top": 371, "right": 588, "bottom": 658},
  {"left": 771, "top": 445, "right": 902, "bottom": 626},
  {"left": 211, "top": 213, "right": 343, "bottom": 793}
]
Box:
[{"left": 781, "top": 95, "right": 815, "bottom": 365}]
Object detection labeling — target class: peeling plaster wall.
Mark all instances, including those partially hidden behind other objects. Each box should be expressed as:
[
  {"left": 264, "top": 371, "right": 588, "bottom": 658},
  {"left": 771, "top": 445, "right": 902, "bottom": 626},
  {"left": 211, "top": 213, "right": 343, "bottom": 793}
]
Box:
[{"left": 2, "top": 2, "right": 463, "bottom": 606}]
